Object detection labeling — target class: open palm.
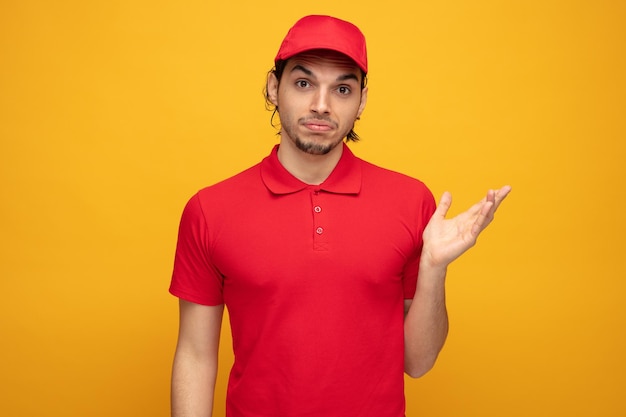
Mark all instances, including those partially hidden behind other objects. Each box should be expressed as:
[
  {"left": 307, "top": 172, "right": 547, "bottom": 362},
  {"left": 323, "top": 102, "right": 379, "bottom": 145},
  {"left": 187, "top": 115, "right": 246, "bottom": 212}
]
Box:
[{"left": 421, "top": 185, "right": 512, "bottom": 269}]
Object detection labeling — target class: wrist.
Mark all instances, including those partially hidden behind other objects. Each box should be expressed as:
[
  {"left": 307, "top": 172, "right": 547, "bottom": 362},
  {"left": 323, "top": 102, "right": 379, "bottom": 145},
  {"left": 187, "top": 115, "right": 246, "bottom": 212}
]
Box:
[
  {"left": 419, "top": 248, "right": 450, "bottom": 274},
  {"left": 417, "top": 257, "right": 447, "bottom": 289}
]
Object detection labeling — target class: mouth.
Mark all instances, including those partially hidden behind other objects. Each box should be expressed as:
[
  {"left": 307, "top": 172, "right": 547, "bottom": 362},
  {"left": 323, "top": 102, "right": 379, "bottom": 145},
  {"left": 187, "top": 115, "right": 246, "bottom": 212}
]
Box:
[{"left": 302, "top": 119, "right": 334, "bottom": 132}]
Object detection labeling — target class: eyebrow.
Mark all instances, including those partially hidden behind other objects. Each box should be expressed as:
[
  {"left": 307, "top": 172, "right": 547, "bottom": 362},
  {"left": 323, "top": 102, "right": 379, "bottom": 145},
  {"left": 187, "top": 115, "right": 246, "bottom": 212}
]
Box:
[{"left": 291, "top": 64, "right": 360, "bottom": 83}]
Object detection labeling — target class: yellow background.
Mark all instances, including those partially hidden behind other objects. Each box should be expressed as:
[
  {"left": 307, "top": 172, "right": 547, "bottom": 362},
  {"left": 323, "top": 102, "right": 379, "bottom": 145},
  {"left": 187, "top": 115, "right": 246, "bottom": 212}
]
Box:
[{"left": 1, "top": 0, "right": 624, "bottom": 416}]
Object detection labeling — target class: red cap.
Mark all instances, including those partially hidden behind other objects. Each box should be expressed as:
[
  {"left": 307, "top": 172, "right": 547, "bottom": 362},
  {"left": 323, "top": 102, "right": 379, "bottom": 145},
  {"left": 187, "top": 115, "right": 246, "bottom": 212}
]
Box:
[{"left": 275, "top": 15, "right": 368, "bottom": 74}]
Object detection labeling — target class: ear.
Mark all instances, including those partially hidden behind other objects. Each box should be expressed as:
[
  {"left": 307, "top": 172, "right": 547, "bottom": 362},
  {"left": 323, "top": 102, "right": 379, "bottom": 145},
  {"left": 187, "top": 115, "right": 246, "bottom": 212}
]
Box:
[
  {"left": 356, "top": 86, "right": 368, "bottom": 119},
  {"left": 267, "top": 72, "right": 279, "bottom": 107}
]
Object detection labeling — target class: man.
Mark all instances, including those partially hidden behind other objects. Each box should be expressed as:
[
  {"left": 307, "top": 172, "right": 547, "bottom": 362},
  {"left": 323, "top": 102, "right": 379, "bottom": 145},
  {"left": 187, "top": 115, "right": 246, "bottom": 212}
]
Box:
[{"left": 170, "top": 15, "right": 510, "bottom": 417}]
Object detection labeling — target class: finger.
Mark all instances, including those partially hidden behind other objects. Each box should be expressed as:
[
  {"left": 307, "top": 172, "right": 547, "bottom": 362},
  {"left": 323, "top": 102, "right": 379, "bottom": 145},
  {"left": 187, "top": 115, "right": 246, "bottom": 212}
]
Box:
[
  {"left": 493, "top": 185, "right": 512, "bottom": 209},
  {"left": 473, "top": 185, "right": 511, "bottom": 234},
  {"left": 491, "top": 185, "right": 511, "bottom": 216},
  {"left": 471, "top": 200, "right": 495, "bottom": 236},
  {"left": 467, "top": 192, "right": 491, "bottom": 216},
  {"left": 477, "top": 186, "right": 511, "bottom": 212}
]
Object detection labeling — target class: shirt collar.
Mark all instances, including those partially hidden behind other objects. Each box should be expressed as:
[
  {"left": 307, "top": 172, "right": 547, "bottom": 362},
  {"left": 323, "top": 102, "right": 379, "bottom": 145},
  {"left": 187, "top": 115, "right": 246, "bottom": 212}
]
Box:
[{"left": 260, "top": 143, "right": 362, "bottom": 195}]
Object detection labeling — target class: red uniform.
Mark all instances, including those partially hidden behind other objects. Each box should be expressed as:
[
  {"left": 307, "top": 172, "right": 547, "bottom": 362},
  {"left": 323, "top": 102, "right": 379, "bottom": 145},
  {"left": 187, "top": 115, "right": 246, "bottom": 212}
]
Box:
[{"left": 170, "top": 143, "right": 436, "bottom": 417}]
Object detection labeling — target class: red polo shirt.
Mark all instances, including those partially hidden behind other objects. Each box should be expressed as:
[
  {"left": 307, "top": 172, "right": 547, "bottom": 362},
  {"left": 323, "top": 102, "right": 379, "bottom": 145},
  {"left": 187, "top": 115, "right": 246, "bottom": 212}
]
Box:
[{"left": 170, "top": 143, "right": 435, "bottom": 417}]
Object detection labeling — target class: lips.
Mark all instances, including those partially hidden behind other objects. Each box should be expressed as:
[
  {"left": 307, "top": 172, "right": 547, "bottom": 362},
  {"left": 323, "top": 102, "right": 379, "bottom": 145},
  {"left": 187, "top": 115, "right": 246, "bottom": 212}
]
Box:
[{"left": 302, "top": 119, "right": 334, "bottom": 132}]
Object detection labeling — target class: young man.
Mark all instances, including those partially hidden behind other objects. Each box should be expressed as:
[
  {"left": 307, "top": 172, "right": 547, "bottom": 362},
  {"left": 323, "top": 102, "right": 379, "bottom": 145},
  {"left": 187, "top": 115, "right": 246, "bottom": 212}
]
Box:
[{"left": 170, "top": 15, "right": 510, "bottom": 417}]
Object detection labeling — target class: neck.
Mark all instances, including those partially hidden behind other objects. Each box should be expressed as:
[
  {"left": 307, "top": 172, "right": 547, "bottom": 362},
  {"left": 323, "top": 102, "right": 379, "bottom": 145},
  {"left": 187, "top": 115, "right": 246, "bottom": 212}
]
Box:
[{"left": 276, "top": 140, "right": 344, "bottom": 185}]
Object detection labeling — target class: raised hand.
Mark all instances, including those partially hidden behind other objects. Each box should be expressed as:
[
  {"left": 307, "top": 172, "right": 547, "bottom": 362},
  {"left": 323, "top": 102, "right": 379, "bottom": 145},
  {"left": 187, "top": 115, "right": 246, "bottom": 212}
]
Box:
[{"left": 421, "top": 185, "right": 512, "bottom": 270}]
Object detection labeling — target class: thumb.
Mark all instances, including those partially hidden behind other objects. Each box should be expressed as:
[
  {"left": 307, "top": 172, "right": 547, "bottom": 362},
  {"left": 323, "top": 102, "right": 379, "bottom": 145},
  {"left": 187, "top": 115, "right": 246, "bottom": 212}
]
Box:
[{"left": 434, "top": 191, "right": 452, "bottom": 219}]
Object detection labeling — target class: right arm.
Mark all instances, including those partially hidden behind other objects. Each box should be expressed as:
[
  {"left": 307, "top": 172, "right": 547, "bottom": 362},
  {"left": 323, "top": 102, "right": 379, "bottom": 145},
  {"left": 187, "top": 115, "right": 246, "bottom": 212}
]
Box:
[{"left": 171, "top": 299, "right": 224, "bottom": 417}]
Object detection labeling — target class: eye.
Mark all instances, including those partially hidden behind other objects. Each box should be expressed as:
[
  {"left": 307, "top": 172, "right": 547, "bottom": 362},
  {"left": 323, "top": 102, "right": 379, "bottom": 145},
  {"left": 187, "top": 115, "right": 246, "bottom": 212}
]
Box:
[
  {"left": 337, "top": 86, "right": 351, "bottom": 95},
  {"left": 296, "top": 80, "right": 310, "bottom": 88}
]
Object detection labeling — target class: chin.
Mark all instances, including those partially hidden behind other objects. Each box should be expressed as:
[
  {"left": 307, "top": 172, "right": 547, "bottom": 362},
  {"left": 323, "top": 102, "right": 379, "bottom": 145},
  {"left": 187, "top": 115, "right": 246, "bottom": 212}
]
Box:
[{"left": 295, "top": 137, "right": 342, "bottom": 155}]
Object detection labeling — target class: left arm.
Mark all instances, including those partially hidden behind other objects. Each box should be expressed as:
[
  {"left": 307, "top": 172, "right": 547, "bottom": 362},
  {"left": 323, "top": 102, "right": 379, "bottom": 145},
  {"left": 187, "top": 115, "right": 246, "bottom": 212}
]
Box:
[{"left": 404, "top": 185, "right": 512, "bottom": 378}]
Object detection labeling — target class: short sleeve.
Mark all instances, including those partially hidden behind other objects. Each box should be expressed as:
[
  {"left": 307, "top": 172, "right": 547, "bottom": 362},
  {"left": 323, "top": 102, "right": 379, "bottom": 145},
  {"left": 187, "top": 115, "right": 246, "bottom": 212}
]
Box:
[
  {"left": 402, "top": 184, "right": 437, "bottom": 299},
  {"left": 169, "top": 193, "right": 224, "bottom": 306}
]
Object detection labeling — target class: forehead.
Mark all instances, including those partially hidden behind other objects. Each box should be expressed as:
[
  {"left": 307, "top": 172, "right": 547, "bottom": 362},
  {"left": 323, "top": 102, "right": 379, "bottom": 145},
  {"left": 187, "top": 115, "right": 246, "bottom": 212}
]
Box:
[{"left": 285, "top": 50, "right": 362, "bottom": 79}]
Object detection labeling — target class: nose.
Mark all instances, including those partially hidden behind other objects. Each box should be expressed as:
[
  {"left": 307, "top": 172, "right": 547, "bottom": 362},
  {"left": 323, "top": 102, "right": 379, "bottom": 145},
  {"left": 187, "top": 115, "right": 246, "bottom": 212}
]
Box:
[{"left": 310, "top": 88, "right": 331, "bottom": 115}]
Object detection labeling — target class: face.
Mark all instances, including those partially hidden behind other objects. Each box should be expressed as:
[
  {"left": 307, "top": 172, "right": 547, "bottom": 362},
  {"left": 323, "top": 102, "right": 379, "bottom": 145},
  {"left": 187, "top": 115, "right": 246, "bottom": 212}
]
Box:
[{"left": 267, "top": 50, "right": 368, "bottom": 156}]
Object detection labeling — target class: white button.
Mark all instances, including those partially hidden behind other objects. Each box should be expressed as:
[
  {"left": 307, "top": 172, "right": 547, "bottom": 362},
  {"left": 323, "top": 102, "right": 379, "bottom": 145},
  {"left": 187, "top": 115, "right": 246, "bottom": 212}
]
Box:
[
  {"left": 316, "top": 227, "right": 323, "bottom": 234},
  {"left": 314, "top": 206, "right": 322, "bottom": 213}
]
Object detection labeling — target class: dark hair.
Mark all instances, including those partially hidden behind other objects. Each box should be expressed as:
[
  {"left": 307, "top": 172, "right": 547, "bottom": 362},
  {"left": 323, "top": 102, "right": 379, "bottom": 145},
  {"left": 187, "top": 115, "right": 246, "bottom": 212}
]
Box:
[{"left": 264, "top": 59, "right": 368, "bottom": 142}]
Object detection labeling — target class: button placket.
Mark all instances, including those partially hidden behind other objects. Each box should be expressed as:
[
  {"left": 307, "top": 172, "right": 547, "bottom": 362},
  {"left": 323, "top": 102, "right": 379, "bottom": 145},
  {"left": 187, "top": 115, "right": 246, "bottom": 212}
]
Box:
[{"left": 311, "top": 190, "right": 328, "bottom": 251}]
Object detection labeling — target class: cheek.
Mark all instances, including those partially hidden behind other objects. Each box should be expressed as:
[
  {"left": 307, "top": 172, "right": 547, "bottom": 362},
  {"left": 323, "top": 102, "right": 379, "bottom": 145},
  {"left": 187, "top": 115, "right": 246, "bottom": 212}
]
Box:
[
  {"left": 342, "top": 101, "right": 363, "bottom": 121},
  {"left": 278, "top": 92, "right": 306, "bottom": 116}
]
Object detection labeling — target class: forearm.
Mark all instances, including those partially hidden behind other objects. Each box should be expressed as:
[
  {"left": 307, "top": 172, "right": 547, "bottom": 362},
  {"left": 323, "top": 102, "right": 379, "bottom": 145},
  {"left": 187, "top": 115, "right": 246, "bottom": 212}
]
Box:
[
  {"left": 171, "top": 301, "right": 223, "bottom": 417},
  {"left": 171, "top": 349, "right": 218, "bottom": 417},
  {"left": 403, "top": 262, "right": 449, "bottom": 378},
  {"left": 403, "top": 185, "right": 511, "bottom": 377}
]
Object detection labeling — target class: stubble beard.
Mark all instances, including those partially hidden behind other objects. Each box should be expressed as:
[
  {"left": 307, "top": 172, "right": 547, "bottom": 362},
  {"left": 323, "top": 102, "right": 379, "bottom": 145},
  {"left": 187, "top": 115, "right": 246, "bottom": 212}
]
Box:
[
  {"left": 294, "top": 136, "right": 336, "bottom": 155},
  {"left": 284, "top": 118, "right": 354, "bottom": 156}
]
